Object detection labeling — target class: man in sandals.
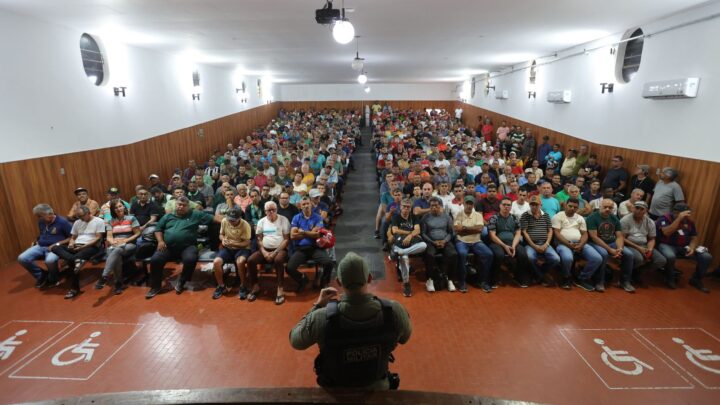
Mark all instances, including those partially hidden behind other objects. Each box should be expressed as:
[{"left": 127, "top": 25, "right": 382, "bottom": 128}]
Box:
[
  {"left": 211, "top": 207, "right": 252, "bottom": 300},
  {"left": 246, "top": 201, "right": 291, "bottom": 304}
]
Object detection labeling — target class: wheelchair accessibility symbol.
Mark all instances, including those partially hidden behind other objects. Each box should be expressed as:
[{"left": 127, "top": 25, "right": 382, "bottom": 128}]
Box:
[
  {"left": 594, "top": 338, "right": 654, "bottom": 376},
  {"left": 0, "top": 329, "right": 28, "bottom": 361},
  {"left": 51, "top": 331, "right": 101, "bottom": 367},
  {"left": 672, "top": 337, "right": 720, "bottom": 375}
]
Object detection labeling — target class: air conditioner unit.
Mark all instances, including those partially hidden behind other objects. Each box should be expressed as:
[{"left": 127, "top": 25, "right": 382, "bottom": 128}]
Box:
[
  {"left": 642, "top": 78, "right": 700, "bottom": 99},
  {"left": 495, "top": 90, "right": 509, "bottom": 100},
  {"left": 547, "top": 90, "right": 571, "bottom": 103}
]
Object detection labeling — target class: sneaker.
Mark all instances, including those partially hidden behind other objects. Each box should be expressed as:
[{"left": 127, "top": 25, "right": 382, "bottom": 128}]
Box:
[
  {"left": 34, "top": 274, "right": 48, "bottom": 289},
  {"left": 595, "top": 282, "right": 605, "bottom": 293},
  {"left": 689, "top": 278, "right": 709, "bottom": 294},
  {"left": 402, "top": 282, "right": 412, "bottom": 297},
  {"left": 426, "top": 278, "right": 435, "bottom": 292},
  {"left": 620, "top": 281, "right": 636, "bottom": 293},
  {"left": 46, "top": 279, "right": 61, "bottom": 289},
  {"left": 560, "top": 278, "right": 572, "bottom": 290},
  {"left": 94, "top": 276, "right": 108, "bottom": 290},
  {"left": 373, "top": 232, "right": 381, "bottom": 239},
  {"left": 447, "top": 280, "right": 456, "bottom": 292},
  {"left": 113, "top": 283, "right": 125, "bottom": 295},
  {"left": 296, "top": 275, "right": 309, "bottom": 293},
  {"left": 517, "top": 279, "right": 529, "bottom": 288},
  {"left": 574, "top": 279, "right": 596, "bottom": 292},
  {"left": 238, "top": 287, "right": 248, "bottom": 300},
  {"left": 175, "top": 280, "right": 185, "bottom": 295},
  {"left": 457, "top": 282, "right": 468, "bottom": 293},
  {"left": 490, "top": 282, "right": 499, "bottom": 289},
  {"left": 667, "top": 278, "right": 678, "bottom": 290},
  {"left": 145, "top": 288, "right": 160, "bottom": 299},
  {"left": 73, "top": 260, "right": 86, "bottom": 274},
  {"left": 213, "top": 285, "right": 227, "bottom": 300},
  {"left": 480, "top": 282, "right": 492, "bottom": 293}
]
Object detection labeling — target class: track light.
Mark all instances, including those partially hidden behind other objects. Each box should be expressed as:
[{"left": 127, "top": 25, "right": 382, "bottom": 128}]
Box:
[
  {"left": 113, "top": 87, "right": 127, "bottom": 97},
  {"left": 527, "top": 91, "right": 536, "bottom": 99}
]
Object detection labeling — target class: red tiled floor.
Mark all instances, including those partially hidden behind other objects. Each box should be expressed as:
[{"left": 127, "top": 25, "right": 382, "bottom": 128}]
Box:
[{"left": 0, "top": 259, "right": 719, "bottom": 404}]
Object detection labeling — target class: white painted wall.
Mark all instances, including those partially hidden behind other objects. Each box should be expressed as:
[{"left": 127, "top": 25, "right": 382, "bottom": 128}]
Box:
[
  {"left": 279, "top": 83, "right": 455, "bottom": 101},
  {"left": 463, "top": 2, "right": 720, "bottom": 163},
  {"left": 0, "top": 10, "right": 277, "bottom": 163}
]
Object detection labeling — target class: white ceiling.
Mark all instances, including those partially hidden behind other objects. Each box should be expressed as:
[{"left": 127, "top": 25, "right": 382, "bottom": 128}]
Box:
[{"left": 0, "top": 0, "right": 710, "bottom": 84}]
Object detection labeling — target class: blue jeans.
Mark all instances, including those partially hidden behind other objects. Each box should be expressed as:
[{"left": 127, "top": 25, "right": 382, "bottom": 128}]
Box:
[
  {"left": 17, "top": 245, "right": 60, "bottom": 282},
  {"left": 455, "top": 240, "right": 493, "bottom": 285},
  {"left": 525, "top": 245, "right": 560, "bottom": 279},
  {"left": 657, "top": 244, "right": 713, "bottom": 282},
  {"left": 590, "top": 242, "right": 635, "bottom": 283},
  {"left": 556, "top": 244, "right": 602, "bottom": 280}
]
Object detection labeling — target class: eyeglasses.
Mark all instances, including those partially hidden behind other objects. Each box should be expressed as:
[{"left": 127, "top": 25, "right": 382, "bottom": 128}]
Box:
[
  {"left": 501, "top": 203, "right": 512, "bottom": 207},
  {"left": 266, "top": 208, "right": 276, "bottom": 212}
]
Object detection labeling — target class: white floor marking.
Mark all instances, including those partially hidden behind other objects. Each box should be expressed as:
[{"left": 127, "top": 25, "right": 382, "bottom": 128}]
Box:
[
  {"left": 594, "top": 338, "right": 654, "bottom": 375},
  {"left": 51, "top": 331, "right": 102, "bottom": 366},
  {"left": 0, "top": 321, "right": 74, "bottom": 376},
  {"left": 9, "top": 322, "right": 145, "bottom": 381},
  {"left": 0, "top": 330, "right": 27, "bottom": 361},
  {"left": 559, "top": 328, "right": 694, "bottom": 390},
  {"left": 635, "top": 327, "right": 720, "bottom": 390}
]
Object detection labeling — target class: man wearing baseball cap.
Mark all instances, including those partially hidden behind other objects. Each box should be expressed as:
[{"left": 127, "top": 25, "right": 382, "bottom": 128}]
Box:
[
  {"left": 67, "top": 187, "right": 100, "bottom": 221},
  {"left": 656, "top": 202, "right": 713, "bottom": 292},
  {"left": 619, "top": 201, "right": 666, "bottom": 292},
  {"left": 290, "top": 252, "right": 412, "bottom": 390}
]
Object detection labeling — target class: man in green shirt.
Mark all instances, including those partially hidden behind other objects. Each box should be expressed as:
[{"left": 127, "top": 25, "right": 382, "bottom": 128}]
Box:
[
  {"left": 290, "top": 252, "right": 412, "bottom": 389},
  {"left": 586, "top": 198, "right": 634, "bottom": 292},
  {"left": 146, "top": 197, "right": 221, "bottom": 299}
]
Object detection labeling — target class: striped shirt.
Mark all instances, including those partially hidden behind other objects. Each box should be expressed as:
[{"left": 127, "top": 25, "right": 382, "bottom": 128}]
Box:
[{"left": 520, "top": 211, "right": 551, "bottom": 245}]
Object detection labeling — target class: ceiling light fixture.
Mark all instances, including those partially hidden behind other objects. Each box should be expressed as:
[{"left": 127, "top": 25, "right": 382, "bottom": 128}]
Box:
[
  {"left": 364, "top": 86, "right": 370, "bottom": 93},
  {"left": 321, "top": 0, "right": 353, "bottom": 44},
  {"left": 351, "top": 36, "right": 364, "bottom": 71},
  {"left": 357, "top": 71, "right": 367, "bottom": 84},
  {"left": 333, "top": 19, "right": 354, "bottom": 44}
]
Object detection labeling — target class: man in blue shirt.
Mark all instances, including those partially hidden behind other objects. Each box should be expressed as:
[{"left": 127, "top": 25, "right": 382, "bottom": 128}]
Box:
[
  {"left": 539, "top": 182, "right": 561, "bottom": 219},
  {"left": 17, "top": 204, "right": 73, "bottom": 288},
  {"left": 288, "top": 197, "right": 335, "bottom": 292}
]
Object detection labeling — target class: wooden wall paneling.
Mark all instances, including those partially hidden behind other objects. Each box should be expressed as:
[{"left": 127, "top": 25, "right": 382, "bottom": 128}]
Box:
[
  {"left": 0, "top": 103, "right": 279, "bottom": 265},
  {"left": 458, "top": 102, "right": 720, "bottom": 266},
  {"left": 0, "top": 170, "right": 20, "bottom": 266}
]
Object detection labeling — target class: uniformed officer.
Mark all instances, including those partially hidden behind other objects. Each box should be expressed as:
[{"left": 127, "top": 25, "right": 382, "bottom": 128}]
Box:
[{"left": 289, "top": 251, "right": 412, "bottom": 389}]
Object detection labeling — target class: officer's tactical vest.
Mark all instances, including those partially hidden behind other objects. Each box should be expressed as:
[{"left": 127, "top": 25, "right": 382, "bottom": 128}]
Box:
[{"left": 314, "top": 297, "right": 397, "bottom": 387}]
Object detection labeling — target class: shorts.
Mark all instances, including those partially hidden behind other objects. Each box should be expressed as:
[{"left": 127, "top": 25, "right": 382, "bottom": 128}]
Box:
[{"left": 217, "top": 247, "right": 251, "bottom": 263}]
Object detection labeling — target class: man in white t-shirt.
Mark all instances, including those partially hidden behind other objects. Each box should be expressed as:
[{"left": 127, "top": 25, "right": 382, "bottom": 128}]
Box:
[
  {"left": 246, "top": 201, "right": 291, "bottom": 305},
  {"left": 454, "top": 107, "right": 463, "bottom": 122},
  {"left": 50, "top": 206, "right": 105, "bottom": 299},
  {"left": 511, "top": 190, "right": 531, "bottom": 221},
  {"left": 551, "top": 198, "right": 603, "bottom": 291}
]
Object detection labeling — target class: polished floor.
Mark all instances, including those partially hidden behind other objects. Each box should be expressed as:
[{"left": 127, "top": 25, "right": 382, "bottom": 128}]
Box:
[{"left": 1, "top": 255, "right": 719, "bottom": 404}]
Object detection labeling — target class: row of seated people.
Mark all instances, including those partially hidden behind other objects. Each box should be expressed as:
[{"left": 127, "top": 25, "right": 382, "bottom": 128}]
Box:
[
  {"left": 369, "top": 108, "right": 715, "bottom": 297},
  {"left": 17, "top": 109, "right": 357, "bottom": 303}
]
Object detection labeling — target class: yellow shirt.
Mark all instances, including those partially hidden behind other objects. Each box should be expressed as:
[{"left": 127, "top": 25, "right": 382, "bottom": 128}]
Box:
[
  {"left": 219, "top": 218, "right": 251, "bottom": 249},
  {"left": 453, "top": 209, "right": 484, "bottom": 244}
]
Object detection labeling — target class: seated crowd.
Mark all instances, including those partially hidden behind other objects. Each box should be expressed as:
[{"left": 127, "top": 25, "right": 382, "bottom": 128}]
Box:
[
  {"left": 18, "top": 109, "right": 360, "bottom": 304},
  {"left": 371, "top": 107, "right": 717, "bottom": 297}
]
